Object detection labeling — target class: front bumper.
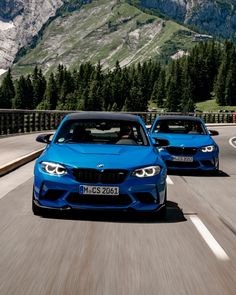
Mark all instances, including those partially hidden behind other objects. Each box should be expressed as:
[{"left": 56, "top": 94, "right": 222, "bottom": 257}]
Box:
[
  {"left": 160, "top": 150, "right": 219, "bottom": 171},
  {"left": 33, "top": 167, "right": 167, "bottom": 212}
]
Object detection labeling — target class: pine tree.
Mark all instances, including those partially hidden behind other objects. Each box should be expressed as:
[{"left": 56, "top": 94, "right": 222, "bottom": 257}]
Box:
[
  {"left": 214, "top": 41, "right": 235, "bottom": 106},
  {"left": 79, "top": 86, "right": 89, "bottom": 111},
  {"left": 214, "top": 64, "right": 227, "bottom": 105},
  {"left": 123, "top": 84, "right": 143, "bottom": 111},
  {"left": 0, "top": 86, "right": 4, "bottom": 108},
  {"left": 64, "top": 92, "right": 78, "bottom": 110},
  {"left": 0, "top": 69, "right": 15, "bottom": 108},
  {"left": 101, "top": 76, "right": 112, "bottom": 111},
  {"left": 57, "top": 70, "right": 75, "bottom": 109},
  {"left": 13, "top": 76, "right": 28, "bottom": 109},
  {"left": 32, "top": 67, "right": 46, "bottom": 108},
  {"left": 180, "top": 58, "right": 195, "bottom": 112},
  {"left": 110, "top": 61, "right": 124, "bottom": 110},
  {"left": 224, "top": 66, "right": 236, "bottom": 106},
  {"left": 55, "top": 64, "right": 65, "bottom": 98},
  {"left": 151, "top": 69, "right": 166, "bottom": 108},
  {"left": 25, "top": 75, "right": 34, "bottom": 109},
  {"left": 85, "top": 80, "right": 103, "bottom": 111},
  {"left": 165, "top": 60, "right": 182, "bottom": 112},
  {"left": 44, "top": 73, "right": 58, "bottom": 110}
]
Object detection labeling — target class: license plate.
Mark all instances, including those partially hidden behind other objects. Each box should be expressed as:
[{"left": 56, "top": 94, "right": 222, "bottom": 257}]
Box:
[
  {"left": 79, "top": 185, "right": 119, "bottom": 195},
  {"left": 172, "top": 156, "right": 193, "bottom": 162}
]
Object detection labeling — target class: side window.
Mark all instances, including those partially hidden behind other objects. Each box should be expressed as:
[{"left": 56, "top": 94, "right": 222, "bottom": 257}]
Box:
[
  {"left": 153, "top": 122, "right": 160, "bottom": 133},
  {"left": 157, "top": 121, "right": 170, "bottom": 133}
]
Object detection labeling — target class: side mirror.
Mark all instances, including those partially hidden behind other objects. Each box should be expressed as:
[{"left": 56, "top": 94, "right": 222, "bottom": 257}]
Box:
[
  {"left": 36, "top": 133, "right": 53, "bottom": 144},
  {"left": 153, "top": 138, "right": 169, "bottom": 147},
  {"left": 208, "top": 130, "right": 219, "bottom": 136}
]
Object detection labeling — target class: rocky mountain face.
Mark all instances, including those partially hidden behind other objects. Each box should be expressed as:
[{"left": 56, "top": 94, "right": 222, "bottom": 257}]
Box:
[
  {"left": 12, "top": 0, "right": 195, "bottom": 77},
  {"left": 140, "top": 0, "right": 236, "bottom": 41},
  {"left": 1, "top": 0, "right": 235, "bottom": 75},
  {"left": 0, "top": 0, "right": 24, "bottom": 21},
  {"left": 0, "top": 0, "right": 63, "bottom": 70}
]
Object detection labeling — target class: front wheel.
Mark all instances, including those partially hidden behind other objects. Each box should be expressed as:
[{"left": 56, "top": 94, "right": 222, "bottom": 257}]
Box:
[
  {"left": 158, "top": 186, "right": 167, "bottom": 220},
  {"left": 212, "top": 159, "right": 220, "bottom": 176},
  {"left": 158, "top": 205, "right": 167, "bottom": 220},
  {"left": 32, "top": 191, "right": 44, "bottom": 216}
]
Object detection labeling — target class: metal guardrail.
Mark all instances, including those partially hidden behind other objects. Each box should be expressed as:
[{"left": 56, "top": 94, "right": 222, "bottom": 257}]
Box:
[
  {"left": 0, "top": 109, "right": 236, "bottom": 136},
  {"left": 0, "top": 110, "right": 67, "bottom": 135}
]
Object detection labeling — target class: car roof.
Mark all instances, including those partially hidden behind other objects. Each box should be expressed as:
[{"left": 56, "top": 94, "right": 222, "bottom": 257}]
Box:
[
  {"left": 157, "top": 115, "right": 202, "bottom": 122},
  {"left": 66, "top": 112, "right": 140, "bottom": 122}
]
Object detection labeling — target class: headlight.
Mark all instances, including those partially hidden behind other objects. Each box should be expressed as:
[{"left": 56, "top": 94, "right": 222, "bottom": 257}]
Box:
[
  {"left": 41, "top": 162, "right": 67, "bottom": 175},
  {"left": 200, "top": 145, "right": 215, "bottom": 153},
  {"left": 132, "top": 166, "right": 161, "bottom": 178}
]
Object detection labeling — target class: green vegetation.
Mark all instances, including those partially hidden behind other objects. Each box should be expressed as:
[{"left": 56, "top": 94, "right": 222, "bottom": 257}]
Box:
[
  {"left": 196, "top": 100, "right": 236, "bottom": 112},
  {"left": 2, "top": 40, "right": 236, "bottom": 112},
  {"left": 0, "top": 41, "right": 231, "bottom": 112}
]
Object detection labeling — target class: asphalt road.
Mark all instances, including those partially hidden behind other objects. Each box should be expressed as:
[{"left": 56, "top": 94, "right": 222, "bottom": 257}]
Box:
[
  {"left": 0, "top": 126, "right": 236, "bottom": 295},
  {"left": 0, "top": 133, "right": 45, "bottom": 167}
]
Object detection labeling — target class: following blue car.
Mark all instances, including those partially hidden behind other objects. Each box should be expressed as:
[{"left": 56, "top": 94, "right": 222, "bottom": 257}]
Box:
[
  {"left": 33, "top": 112, "right": 168, "bottom": 217},
  {"left": 149, "top": 115, "right": 219, "bottom": 172}
]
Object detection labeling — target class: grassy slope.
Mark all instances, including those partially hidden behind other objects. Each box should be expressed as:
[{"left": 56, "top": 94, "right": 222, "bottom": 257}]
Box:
[
  {"left": 11, "top": 0, "right": 196, "bottom": 77},
  {"left": 196, "top": 99, "right": 236, "bottom": 112}
]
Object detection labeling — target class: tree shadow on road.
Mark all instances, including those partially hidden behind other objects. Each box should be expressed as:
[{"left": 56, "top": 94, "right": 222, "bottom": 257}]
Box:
[
  {"left": 168, "top": 169, "right": 230, "bottom": 177},
  {"left": 40, "top": 200, "right": 187, "bottom": 224}
]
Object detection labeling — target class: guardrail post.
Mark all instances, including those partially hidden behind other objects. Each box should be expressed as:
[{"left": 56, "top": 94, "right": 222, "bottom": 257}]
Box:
[
  {"left": 233, "top": 113, "right": 236, "bottom": 123},
  {"left": 32, "top": 112, "right": 36, "bottom": 132},
  {"left": 26, "top": 113, "right": 31, "bottom": 132},
  {"left": 0, "top": 113, "right": 4, "bottom": 135},
  {"left": 5, "top": 113, "right": 9, "bottom": 134}
]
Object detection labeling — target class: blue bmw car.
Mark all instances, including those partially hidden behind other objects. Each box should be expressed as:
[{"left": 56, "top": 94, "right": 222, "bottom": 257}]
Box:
[
  {"left": 33, "top": 112, "right": 167, "bottom": 216},
  {"left": 150, "top": 115, "right": 219, "bottom": 172}
]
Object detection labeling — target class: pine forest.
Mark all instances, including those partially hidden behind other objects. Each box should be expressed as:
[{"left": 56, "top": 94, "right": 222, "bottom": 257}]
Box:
[{"left": 1, "top": 41, "right": 236, "bottom": 112}]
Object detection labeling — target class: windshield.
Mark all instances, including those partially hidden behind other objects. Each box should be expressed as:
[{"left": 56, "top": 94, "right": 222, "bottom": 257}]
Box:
[
  {"left": 153, "top": 119, "right": 207, "bottom": 135},
  {"left": 54, "top": 119, "right": 149, "bottom": 146}
]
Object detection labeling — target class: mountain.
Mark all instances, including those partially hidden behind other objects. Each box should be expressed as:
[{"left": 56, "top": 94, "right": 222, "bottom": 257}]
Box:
[
  {"left": 0, "top": 0, "right": 63, "bottom": 72},
  {"left": 3, "top": 0, "right": 235, "bottom": 77},
  {"left": 10, "top": 0, "right": 197, "bottom": 77},
  {"left": 140, "top": 0, "right": 236, "bottom": 41}
]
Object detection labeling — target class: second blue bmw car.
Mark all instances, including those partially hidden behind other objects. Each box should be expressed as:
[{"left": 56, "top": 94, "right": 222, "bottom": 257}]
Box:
[
  {"left": 150, "top": 115, "right": 219, "bottom": 172},
  {"left": 33, "top": 112, "right": 167, "bottom": 216}
]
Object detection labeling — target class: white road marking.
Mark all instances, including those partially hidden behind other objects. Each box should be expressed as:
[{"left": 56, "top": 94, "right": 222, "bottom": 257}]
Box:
[
  {"left": 167, "top": 175, "right": 174, "bottom": 185},
  {"left": 229, "top": 137, "right": 236, "bottom": 149},
  {"left": 190, "top": 215, "right": 229, "bottom": 261}
]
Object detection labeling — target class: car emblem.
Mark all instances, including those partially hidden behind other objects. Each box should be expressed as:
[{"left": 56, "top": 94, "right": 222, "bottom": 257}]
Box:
[{"left": 97, "top": 164, "right": 104, "bottom": 168}]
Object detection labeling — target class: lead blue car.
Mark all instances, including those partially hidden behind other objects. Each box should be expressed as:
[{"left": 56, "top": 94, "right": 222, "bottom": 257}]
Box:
[
  {"left": 150, "top": 115, "right": 219, "bottom": 172},
  {"left": 33, "top": 112, "right": 167, "bottom": 217}
]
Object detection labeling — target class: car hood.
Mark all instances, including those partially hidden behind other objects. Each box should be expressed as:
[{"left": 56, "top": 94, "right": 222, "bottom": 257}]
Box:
[
  {"left": 151, "top": 133, "right": 215, "bottom": 148},
  {"left": 41, "top": 143, "right": 160, "bottom": 169}
]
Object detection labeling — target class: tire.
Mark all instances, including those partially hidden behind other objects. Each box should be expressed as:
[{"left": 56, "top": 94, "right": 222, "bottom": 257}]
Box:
[
  {"left": 158, "top": 205, "right": 167, "bottom": 220},
  {"left": 158, "top": 186, "right": 167, "bottom": 220},
  {"left": 212, "top": 159, "right": 220, "bottom": 176},
  {"left": 32, "top": 191, "right": 44, "bottom": 216}
]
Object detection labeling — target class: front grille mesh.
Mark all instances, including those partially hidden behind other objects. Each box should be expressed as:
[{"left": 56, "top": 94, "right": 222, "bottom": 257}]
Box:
[
  {"left": 73, "top": 168, "right": 129, "bottom": 184},
  {"left": 166, "top": 147, "right": 197, "bottom": 156}
]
